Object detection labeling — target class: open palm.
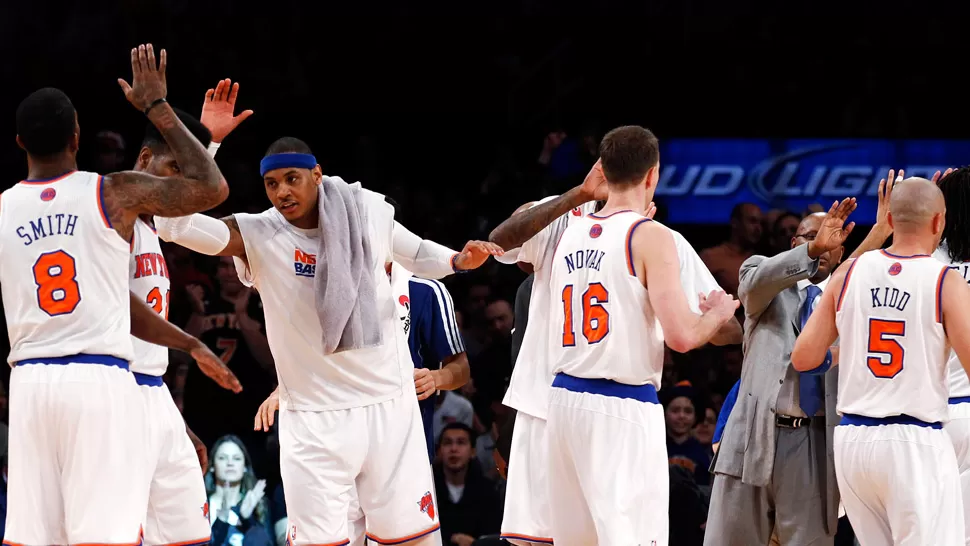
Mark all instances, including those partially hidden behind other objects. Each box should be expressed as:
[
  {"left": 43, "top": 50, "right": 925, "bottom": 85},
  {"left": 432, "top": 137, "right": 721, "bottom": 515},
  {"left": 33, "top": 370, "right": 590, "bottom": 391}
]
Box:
[
  {"left": 200, "top": 79, "right": 253, "bottom": 143},
  {"left": 814, "top": 198, "right": 857, "bottom": 253}
]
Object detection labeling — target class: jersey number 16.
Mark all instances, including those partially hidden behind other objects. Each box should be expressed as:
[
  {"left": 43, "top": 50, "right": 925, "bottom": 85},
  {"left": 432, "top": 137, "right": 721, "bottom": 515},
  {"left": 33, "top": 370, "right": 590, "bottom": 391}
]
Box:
[{"left": 562, "top": 283, "right": 610, "bottom": 346}]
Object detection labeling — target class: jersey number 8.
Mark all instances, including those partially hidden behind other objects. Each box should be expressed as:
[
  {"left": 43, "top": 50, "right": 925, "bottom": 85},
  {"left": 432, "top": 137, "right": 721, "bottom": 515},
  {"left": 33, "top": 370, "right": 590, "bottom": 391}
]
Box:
[
  {"left": 562, "top": 283, "right": 610, "bottom": 346},
  {"left": 32, "top": 250, "right": 81, "bottom": 316}
]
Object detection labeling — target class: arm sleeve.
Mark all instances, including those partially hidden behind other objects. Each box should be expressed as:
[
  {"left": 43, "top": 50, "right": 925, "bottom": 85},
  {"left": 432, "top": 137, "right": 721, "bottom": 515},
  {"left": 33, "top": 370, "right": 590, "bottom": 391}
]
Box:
[
  {"left": 391, "top": 222, "right": 457, "bottom": 279},
  {"left": 154, "top": 214, "right": 231, "bottom": 256}
]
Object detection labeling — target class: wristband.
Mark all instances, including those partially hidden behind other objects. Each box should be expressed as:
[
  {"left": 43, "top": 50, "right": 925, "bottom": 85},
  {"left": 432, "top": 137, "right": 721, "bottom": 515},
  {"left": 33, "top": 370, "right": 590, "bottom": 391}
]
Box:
[
  {"left": 451, "top": 253, "right": 468, "bottom": 273},
  {"left": 144, "top": 97, "right": 167, "bottom": 115}
]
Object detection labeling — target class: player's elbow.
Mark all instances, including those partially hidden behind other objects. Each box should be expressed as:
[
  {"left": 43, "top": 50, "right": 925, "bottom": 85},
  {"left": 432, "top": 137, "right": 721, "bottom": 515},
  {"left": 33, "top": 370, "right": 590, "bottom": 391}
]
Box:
[
  {"left": 665, "top": 332, "right": 696, "bottom": 354},
  {"left": 791, "top": 343, "right": 817, "bottom": 372},
  {"left": 211, "top": 177, "right": 230, "bottom": 206}
]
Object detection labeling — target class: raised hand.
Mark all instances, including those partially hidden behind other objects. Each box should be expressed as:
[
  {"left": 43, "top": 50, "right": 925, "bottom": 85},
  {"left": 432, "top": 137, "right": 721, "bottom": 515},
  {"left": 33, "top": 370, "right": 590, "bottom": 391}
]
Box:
[
  {"left": 645, "top": 201, "right": 657, "bottom": 220},
  {"left": 200, "top": 79, "right": 253, "bottom": 143},
  {"left": 810, "top": 198, "right": 857, "bottom": 256},
  {"left": 580, "top": 159, "right": 609, "bottom": 201},
  {"left": 933, "top": 168, "right": 956, "bottom": 183},
  {"left": 190, "top": 341, "right": 242, "bottom": 393},
  {"left": 454, "top": 241, "right": 504, "bottom": 271},
  {"left": 413, "top": 368, "right": 436, "bottom": 400},
  {"left": 118, "top": 44, "right": 167, "bottom": 112},
  {"left": 239, "top": 479, "right": 266, "bottom": 519},
  {"left": 873, "top": 169, "right": 901, "bottom": 229}
]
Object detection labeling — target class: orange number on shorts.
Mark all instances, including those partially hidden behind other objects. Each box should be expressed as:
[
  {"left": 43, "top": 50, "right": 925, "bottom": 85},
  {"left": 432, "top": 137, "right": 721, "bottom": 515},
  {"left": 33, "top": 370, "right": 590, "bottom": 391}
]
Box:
[
  {"left": 32, "top": 250, "right": 81, "bottom": 316},
  {"left": 146, "top": 287, "right": 171, "bottom": 320},
  {"left": 216, "top": 338, "right": 238, "bottom": 364},
  {"left": 561, "top": 282, "right": 611, "bottom": 346},
  {"left": 867, "top": 318, "right": 906, "bottom": 379}
]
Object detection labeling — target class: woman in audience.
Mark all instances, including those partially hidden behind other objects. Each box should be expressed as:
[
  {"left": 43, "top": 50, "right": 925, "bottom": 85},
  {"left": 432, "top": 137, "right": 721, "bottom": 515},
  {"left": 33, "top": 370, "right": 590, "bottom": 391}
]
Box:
[
  {"left": 663, "top": 382, "right": 712, "bottom": 486},
  {"left": 206, "top": 435, "right": 274, "bottom": 546}
]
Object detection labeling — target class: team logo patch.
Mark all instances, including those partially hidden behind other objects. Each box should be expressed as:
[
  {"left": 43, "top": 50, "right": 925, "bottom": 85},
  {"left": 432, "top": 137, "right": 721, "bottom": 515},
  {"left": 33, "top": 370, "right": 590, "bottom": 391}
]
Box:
[
  {"left": 202, "top": 501, "right": 209, "bottom": 521},
  {"left": 294, "top": 249, "right": 316, "bottom": 277},
  {"left": 418, "top": 491, "right": 436, "bottom": 520},
  {"left": 399, "top": 295, "right": 410, "bottom": 308},
  {"left": 888, "top": 262, "right": 902, "bottom": 276},
  {"left": 40, "top": 188, "right": 56, "bottom": 201},
  {"left": 399, "top": 295, "right": 411, "bottom": 335},
  {"left": 589, "top": 224, "right": 603, "bottom": 238},
  {"left": 291, "top": 525, "right": 297, "bottom": 541},
  {"left": 571, "top": 207, "right": 582, "bottom": 216}
]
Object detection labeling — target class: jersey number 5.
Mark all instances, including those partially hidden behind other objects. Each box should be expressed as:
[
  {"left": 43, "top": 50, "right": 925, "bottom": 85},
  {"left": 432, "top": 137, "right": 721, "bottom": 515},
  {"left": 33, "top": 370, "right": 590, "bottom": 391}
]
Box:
[
  {"left": 867, "top": 318, "right": 906, "bottom": 379},
  {"left": 33, "top": 250, "right": 81, "bottom": 316},
  {"left": 562, "top": 283, "right": 610, "bottom": 346}
]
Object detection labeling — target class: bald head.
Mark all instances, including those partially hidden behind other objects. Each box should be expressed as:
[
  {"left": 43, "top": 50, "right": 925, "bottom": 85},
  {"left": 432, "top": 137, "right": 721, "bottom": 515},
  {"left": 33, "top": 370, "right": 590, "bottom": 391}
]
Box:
[{"left": 890, "top": 177, "right": 945, "bottom": 231}]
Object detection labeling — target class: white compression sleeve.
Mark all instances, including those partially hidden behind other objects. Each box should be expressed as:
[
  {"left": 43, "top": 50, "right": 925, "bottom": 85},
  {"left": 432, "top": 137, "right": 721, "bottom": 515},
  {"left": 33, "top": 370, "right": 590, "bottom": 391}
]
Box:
[
  {"left": 154, "top": 214, "right": 231, "bottom": 256},
  {"left": 392, "top": 221, "right": 457, "bottom": 280},
  {"left": 207, "top": 142, "right": 221, "bottom": 157}
]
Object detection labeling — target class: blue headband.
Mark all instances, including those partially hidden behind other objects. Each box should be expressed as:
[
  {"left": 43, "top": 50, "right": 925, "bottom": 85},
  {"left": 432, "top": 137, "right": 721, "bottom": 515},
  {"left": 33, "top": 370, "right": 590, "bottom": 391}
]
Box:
[{"left": 260, "top": 153, "right": 317, "bottom": 177}]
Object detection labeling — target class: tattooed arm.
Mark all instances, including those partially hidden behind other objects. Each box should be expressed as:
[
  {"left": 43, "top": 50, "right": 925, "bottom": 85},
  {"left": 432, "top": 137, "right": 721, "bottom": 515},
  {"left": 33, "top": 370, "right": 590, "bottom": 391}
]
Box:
[
  {"left": 488, "top": 160, "right": 608, "bottom": 250},
  {"left": 488, "top": 187, "right": 591, "bottom": 251},
  {"left": 102, "top": 43, "right": 229, "bottom": 241}
]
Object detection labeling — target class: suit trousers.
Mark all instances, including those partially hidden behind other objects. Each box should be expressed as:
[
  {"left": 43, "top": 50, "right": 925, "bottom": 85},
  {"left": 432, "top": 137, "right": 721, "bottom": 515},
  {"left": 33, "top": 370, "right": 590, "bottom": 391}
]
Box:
[{"left": 705, "top": 420, "right": 833, "bottom": 546}]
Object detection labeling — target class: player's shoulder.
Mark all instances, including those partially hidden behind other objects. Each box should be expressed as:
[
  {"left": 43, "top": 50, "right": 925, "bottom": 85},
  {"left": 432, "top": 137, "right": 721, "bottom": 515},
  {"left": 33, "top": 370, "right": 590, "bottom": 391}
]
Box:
[{"left": 408, "top": 276, "right": 452, "bottom": 304}]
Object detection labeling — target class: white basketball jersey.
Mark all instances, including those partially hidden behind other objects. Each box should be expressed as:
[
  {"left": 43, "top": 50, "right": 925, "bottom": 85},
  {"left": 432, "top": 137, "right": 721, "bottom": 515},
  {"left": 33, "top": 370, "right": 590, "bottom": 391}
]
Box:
[
  {"left": 129, "top": 218, "right": 171, "bottom": 376},
  {"left": 0, "top": 171, "right": 133, "bottom": 364},
  {"left": 549, "top": 211, "right": 664, "bottom": 387},
  {"left": 496, "top": 199, "right": 598, "bottom": 419},
  {"left": 232, "top": 194, "right": 411, "bottom": 411},
  {"left": 835, "top": 250, "right": 951, "bottom": 423},
  {"left": 934, "top": 243, "right": 970, "bottom": 399}
]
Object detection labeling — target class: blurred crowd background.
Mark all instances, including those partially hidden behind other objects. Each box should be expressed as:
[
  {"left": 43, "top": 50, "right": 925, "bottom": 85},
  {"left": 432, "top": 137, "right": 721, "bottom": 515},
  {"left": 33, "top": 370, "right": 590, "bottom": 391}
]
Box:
[{"left": 0, "top": 2, "right": 968, "bottom": 544}]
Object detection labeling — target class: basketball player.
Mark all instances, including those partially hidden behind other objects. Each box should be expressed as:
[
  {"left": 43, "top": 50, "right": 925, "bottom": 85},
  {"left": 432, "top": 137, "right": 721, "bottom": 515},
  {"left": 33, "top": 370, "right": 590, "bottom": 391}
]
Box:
[
  {"left": 793, "top": 177, "right": 970, "bottom": 544},
  {"left": 491, "top": 160, "right": 741, "bottom": 546},
  {"left": 1, "top": 43, "right": 228, "bottom": 545},
  {"left": 544, "top": 126, "right": 738, "bottom": 545},
  {"left": 129, "top": 98, "right": 248, "bottom": 544},
  {"left": 154, "top": 137, "right": 499, "bottom": 546}
]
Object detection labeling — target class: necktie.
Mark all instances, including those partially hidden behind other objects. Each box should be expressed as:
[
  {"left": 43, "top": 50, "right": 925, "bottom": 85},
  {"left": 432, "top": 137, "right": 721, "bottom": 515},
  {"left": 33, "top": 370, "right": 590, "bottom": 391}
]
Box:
[{"left": 798, "top": 284, "right": 823, "bottom": 417}]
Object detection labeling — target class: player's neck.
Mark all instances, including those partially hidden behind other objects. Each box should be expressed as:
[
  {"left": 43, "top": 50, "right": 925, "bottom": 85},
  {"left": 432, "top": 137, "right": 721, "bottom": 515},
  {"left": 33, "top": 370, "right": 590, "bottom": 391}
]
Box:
[
  {"left": 887, "top": 237, "right": 936, "bottom": 257},
  {"left": 25, "top": 154, "right": 76, "bottom": 181},
  {"left": 600, "top": 185, "right": 649, "bottom": 216},
  {"left": 288, "top": 203, "right": 319, "bottom": 230}
]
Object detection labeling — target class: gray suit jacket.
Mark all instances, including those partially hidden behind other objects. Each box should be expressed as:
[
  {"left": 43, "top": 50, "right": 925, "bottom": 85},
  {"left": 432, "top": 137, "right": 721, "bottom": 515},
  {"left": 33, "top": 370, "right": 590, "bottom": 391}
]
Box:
[{"left": 711, "top": 244, "right": 840, "bottom": 534}]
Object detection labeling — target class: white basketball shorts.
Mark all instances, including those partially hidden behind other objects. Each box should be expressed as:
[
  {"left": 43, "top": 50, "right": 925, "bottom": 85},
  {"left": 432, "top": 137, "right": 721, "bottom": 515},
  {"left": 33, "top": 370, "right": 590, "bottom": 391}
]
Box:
[
  {"left": 279, "top": 393, "right": 440, "bottom": 546},
  {"left": 5, "top": 356, "right": 150, "bottom": 546},
  {"left": 837, "top": 414, "right": 964, "bottom": 546},
  {"left": 501, "top": 412, "right": 554, "bottom": 545},
  {"left": 546, "top": 374, "right": 669, "bottom": 546},
  {"left": 946, "top": 400, "right": 970, "bottom": 546},
  {"left": 136, "top": 373, "right": 211, "bottom": 546}
]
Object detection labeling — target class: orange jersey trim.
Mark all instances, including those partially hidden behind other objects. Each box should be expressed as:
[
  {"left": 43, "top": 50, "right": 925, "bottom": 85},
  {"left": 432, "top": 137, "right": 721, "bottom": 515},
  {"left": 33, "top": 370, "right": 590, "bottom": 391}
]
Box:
[
  {"left": 20, "top": 171, "right": 76, "bottom": 185},
  {"left": 366, "top": 522, "right": 440, "bottom": 545},
  {"left": 500, "top": 533, "right": 555, "bottom": 544},
  {"left": 936, "top": 266, "right": 949, "bottom": 323},
  {"left": 156, "top": 539, "right": 212, "bottom": 546},
  {"left": 836, "top": 258, "right": 859, "bottom": 312}
]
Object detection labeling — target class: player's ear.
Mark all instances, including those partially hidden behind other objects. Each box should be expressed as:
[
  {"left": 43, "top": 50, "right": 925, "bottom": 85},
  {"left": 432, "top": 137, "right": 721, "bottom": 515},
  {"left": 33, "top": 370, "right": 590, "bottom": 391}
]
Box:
[
  {"left": 312, "top": 165, "right": 323, "bottom": 185},
  {"left": 14, "top": 135, "right": 25, "bottom": 151},
  {"left": 136, "top": 147, "right": 153, "bottom": 171}
]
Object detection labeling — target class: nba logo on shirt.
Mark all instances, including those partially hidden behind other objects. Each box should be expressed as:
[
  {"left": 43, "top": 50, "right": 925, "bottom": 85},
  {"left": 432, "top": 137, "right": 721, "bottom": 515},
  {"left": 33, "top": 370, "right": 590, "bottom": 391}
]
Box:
[
  {"left": 40, "top": 188, "right": 55, "bottom": 202},
  {"left": 294, "top": 249, "right": 316, "bottom": 277}
]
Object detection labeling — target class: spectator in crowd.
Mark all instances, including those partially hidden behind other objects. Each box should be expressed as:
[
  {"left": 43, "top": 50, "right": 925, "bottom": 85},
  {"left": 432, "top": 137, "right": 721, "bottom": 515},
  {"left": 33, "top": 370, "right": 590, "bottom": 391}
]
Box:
[
  {"left": 434, "top": 423, "right": 503, "bottom": 545},
  {"left": 664, "top": 383, "right": 712, "bottom": 486},
  {"left": 694, "top": 405, "right": 718, "bottom": 456},
  {"left": 269, "top": 483, "right": 288, "bottom": 546},
  {"left": 434, "top": 390, "right": 476, "bottom": 444},
  {"left": 669, "top": 463, "right": 709, "bottom": 546},
  {"left": 700, "top": 202, "right": 763, "bottom": 298},
  {"left": 206, "top": 435, "right": 273, "bottom": 546},
  {"left": 767, "top": 211, "right": 801, "bottom": 257},
  {"left": 472, "top": 298, "right": 515, "bottom": 411},
  {"left": 92, "top": 130, "right": 126, "bottom": 173},
  {"left": 183, "top": 257, "right": 276, "bottom": 462}
]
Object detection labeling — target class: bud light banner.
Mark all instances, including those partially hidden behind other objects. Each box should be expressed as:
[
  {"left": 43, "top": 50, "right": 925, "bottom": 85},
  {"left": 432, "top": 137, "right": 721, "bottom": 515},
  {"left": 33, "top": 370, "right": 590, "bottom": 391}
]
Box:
[{"left": 657, "top": 139, "right": 970, "bottom": 224}]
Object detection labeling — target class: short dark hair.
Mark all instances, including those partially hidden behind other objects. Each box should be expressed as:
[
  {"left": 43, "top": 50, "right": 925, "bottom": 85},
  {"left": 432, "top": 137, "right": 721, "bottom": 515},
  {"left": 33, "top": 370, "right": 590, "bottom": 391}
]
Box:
[
  {"left": 16, "top": 88, "right": 77, "bottom": 157},
  {"left": 598, "top": 125, "right": 659, "bottom": 186},
  {"left": 436, "top": 422, "right": 474, "bottom": 450},
  {"left": 265, "top": 136, "right": 313, "bottom": 156},
  {"left": 141, "top": 107, "right": 212, "bottom": 154},
  {"left": 939, "top": 167, "right": 970, "bottom": 262},
  {"left": 772, "top": 211, "right": 801, "bottom": 232}
]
